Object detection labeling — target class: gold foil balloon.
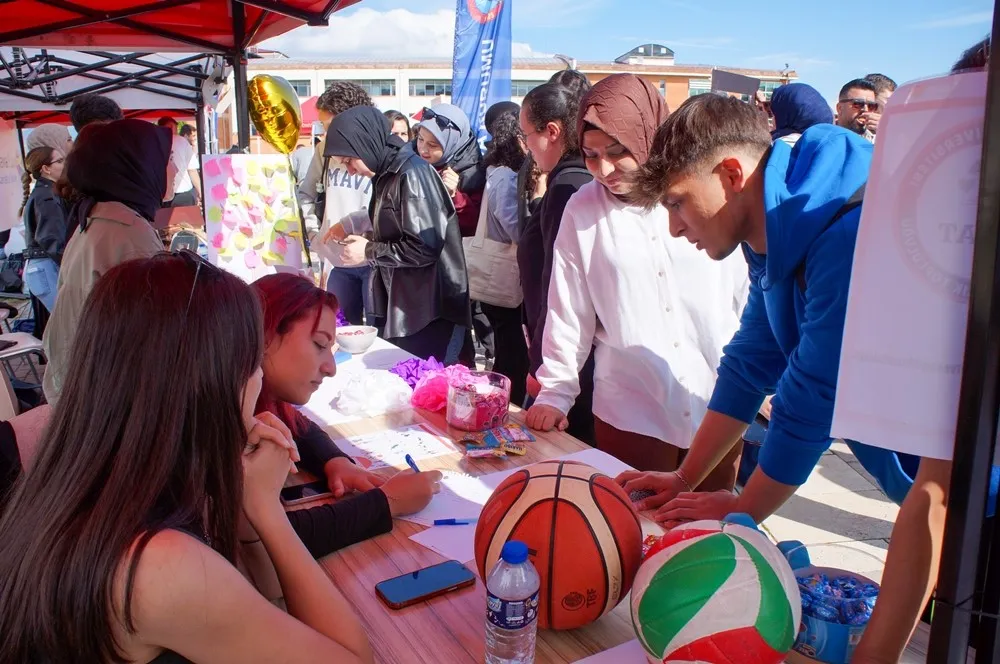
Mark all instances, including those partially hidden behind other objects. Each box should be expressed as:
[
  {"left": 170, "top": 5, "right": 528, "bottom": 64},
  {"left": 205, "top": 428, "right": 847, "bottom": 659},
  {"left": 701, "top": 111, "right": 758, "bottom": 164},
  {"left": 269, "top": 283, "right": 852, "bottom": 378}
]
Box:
[{"left": 248, "top": 75, "right": 301, "bottom": 154}]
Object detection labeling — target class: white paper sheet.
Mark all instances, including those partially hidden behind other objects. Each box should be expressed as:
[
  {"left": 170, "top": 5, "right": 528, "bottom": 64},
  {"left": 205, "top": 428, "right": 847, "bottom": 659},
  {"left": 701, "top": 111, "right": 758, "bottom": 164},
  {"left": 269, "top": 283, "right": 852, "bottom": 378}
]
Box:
[
  {"left": 831, "top": 71, "right": 990, "bottom": 460},
  {"left": 333, "top": 424, "right": 460, "bottom": 470},
  {"left": 407, "top": 449, "right": 637, "bottom": 560},
  {"left": 409, "top": 525, "right": 477, "bottom": 563},
  {"left": 572, "top": 639, "right": 646, "bottom": 663},
  {"left": 399, "top": 471, "right": 498, "bottom": 527}
]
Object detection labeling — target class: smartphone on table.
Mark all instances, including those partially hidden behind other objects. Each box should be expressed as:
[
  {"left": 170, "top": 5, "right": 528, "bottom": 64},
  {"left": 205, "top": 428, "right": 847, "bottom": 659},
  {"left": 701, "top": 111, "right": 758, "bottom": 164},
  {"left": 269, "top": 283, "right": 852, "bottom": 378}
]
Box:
[
  {"left": 375, "top": 560, "right": 476, "bottom": 610},
  {"left": 279, "top": 480, "right": 333, "bottom": 506}
]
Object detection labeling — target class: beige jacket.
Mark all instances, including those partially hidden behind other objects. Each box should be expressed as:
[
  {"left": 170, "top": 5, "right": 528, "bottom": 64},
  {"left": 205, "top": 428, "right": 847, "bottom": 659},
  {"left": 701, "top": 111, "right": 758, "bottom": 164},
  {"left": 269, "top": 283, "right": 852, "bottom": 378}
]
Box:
[{"left": 42, "top": 202, "right": 164, "bottom": 405}]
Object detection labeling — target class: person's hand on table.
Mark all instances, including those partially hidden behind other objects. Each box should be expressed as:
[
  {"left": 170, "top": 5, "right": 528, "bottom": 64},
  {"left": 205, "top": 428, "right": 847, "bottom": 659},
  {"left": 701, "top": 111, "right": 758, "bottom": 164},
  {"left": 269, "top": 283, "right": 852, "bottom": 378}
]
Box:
[
  {"left": 615, "top": 470, "right": 690, "bottom": 511},
  {"left": 653, "top": 490, "right": 739, "bottom": 528},
  {"left": 525, "top": 403, "right": 568, "bottom": 432},
  {"left": 324, "top": 456, "right": 386, "bottom": 498},
  {"left": 337, "top": 235, "right": 369, "bottom": 266},
  {"left": 242, "top": 413, "right": 301, "bottom": 524},
  {"left": 526, "top": 374, "right": 541, "bottom": 399},
  {"left": 380, "top": 469, "right": 443, "bottom": 517}
]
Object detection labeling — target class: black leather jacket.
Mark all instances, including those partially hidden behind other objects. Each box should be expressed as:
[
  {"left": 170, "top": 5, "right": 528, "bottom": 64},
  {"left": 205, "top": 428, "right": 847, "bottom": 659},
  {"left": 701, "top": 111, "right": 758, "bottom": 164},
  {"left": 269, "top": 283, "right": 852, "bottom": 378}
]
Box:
[
  {"left": 23, "top": 178, "right": 68, "bottom": 263},
  {"left": 365, "top": 144, "right": 472, "bottom": 339}
]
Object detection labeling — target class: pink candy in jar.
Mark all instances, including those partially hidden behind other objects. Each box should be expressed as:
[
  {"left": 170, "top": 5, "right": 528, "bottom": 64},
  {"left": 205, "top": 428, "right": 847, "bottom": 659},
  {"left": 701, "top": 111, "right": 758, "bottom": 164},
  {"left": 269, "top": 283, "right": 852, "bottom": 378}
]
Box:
[{"left": 446, "top": 371, "right": 511, "bottom": 432}]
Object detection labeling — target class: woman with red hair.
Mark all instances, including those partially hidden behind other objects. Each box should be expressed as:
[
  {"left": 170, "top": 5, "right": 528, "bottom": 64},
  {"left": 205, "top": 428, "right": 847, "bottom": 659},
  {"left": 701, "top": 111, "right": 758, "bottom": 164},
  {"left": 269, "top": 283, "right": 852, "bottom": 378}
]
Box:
[{"left": 253, "top": 273, "right": 441, "bottom": 557}]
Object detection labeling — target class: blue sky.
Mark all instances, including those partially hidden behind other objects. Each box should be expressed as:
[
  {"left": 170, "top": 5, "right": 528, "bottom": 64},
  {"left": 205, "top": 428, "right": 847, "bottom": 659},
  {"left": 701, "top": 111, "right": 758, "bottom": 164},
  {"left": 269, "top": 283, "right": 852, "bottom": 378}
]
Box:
[{"left": 264, "top": 1, "right": 994, "bottom": 104}]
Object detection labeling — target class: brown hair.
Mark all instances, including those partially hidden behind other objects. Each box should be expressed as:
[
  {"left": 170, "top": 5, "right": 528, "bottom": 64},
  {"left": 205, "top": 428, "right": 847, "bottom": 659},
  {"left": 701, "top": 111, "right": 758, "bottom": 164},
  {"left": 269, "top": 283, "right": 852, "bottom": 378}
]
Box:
[
  {"left": 0, "top": 254, "right": 263, "bottom": 663},
  {"left": 629, "top": 93, "right": 772, "bottom": 209},
  {"left": 18, "top": 146, "right": 56, "bottom": 218}
]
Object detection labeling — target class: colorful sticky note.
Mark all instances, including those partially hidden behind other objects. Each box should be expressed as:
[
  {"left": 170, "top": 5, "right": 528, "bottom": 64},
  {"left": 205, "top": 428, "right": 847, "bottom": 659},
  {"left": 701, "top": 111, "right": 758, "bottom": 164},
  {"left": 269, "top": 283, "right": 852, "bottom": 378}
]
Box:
[
  {"left": 204, "top": 158, "right": 222, "bottom": 179},
  {"left": 238, "top": 224, "right": 254, "bottom": 238},
  {"left": 232, "top": 233, "right": 249, "bottom": 251},
  {"left": 246, "top": 160, "right": 261, "bottom": 176},
  {"left": 221, "top": 207, "right": 240, "bottom": 229},
  {"left": 206, "top": 206, "right": 222, "bottom": 223},
  {"left": 274, "top": 236, "right": 288, "bottom": 255},
  {"left": 211, "top": 232, "right": 225, "bottom": 249},
  {"left": 251, "top": 235, "right": 266, "bottom": 249},
  {"left": 231, "top": 162, "right": 245, "bottom": 186},
  {"left": 260, "top": 250, "right": 284, "bottom": 266},
  {"left": 245, "top": 250, "right": 260, "bottom": 269},
  {"left": 211, "top": 184, "right": 227, "bottom": 202}
]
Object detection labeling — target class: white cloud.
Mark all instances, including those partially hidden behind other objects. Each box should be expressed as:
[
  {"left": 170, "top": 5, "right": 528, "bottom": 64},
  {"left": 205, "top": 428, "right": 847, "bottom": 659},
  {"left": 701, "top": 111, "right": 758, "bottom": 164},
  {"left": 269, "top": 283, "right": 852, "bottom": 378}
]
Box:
[
  {"left": 907, "top": 11, "right": 992, "bottom": 29},
  {"left": 261, "top": 7, "right": 551, "bottom": 60}
]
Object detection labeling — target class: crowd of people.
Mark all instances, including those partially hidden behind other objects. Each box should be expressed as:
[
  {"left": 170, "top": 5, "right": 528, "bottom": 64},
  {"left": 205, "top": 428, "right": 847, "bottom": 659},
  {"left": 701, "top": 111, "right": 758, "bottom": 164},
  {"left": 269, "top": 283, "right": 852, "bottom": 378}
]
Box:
[{"left": 0, "top": 34, "right": 992, "bottom": 663}]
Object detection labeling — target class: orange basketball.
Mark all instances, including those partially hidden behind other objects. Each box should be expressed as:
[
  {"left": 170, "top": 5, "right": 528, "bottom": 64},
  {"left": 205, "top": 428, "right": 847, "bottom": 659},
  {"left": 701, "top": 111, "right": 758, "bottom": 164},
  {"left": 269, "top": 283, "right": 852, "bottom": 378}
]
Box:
[{"left": 474, "top": 460, "right": 643, "bottom": 631}]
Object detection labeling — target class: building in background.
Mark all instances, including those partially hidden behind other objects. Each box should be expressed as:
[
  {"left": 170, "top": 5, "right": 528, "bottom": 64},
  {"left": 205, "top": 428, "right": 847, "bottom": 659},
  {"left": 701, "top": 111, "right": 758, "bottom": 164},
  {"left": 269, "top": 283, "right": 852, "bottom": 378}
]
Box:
[{"left": 220, "top": 43, "right": 794, "bottom": 152}]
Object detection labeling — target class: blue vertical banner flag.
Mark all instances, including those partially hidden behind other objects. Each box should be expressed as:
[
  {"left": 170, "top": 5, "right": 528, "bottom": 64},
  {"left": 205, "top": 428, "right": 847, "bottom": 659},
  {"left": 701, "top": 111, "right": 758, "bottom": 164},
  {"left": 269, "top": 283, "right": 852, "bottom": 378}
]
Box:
[{"left": 451, "top": 0, "right": 513, "bottom": 145}]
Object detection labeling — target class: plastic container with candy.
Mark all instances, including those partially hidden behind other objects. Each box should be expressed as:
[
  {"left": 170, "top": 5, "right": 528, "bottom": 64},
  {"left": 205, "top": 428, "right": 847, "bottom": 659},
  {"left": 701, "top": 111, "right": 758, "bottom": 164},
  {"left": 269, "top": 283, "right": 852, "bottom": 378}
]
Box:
[
  {"left": 446, "top": 371, "right": 511, "bottom": 432},
  {"left": 778, "top": 541, "right": 882, "bottom": 664}
]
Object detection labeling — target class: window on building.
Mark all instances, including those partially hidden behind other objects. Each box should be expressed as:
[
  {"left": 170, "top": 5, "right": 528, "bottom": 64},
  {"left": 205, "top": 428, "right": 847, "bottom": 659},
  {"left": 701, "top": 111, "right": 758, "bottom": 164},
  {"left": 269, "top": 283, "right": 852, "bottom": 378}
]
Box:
[
  {"left": 659, "top": 80, "right": 666, "bottom": 96},
  {"left": 511, "top": 80, "right": 543, "bottom": 97},
  {"left": 688, "top": 79, "right": 711, "bottom": 97},
  {"left": 758, "top": 80, "right": 780, "bottom": 100},
  {"left": 323, "top": 79, "right": 396, "bottom": 96},
  {"left": 288, "top": 79, "right": 311, "bottom": 97},
  {"left": 409, "top": 79, "right": 452, "bottom": 97}
]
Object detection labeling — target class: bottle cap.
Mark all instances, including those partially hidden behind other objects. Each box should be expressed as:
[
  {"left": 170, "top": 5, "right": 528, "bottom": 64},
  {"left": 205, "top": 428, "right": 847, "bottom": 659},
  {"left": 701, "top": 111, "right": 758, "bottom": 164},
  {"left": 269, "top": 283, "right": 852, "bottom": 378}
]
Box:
[{"left": 501, "top": 540, "right": 529, "bottom": 564}]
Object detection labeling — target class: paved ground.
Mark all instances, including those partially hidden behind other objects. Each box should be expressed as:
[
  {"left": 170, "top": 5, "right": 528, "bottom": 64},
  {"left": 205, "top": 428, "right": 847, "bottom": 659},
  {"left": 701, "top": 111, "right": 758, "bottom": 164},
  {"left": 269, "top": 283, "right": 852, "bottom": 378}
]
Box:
[{"left": 760, "top": 439, "right": 897, "bottom": 583}]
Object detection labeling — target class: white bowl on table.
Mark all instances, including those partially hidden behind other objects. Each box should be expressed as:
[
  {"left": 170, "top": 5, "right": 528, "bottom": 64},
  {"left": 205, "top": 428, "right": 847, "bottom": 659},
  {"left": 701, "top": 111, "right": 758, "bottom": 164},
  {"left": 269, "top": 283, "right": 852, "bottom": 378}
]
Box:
[{"left": 336, "top": 325, "right": 378, "bottom": 354}]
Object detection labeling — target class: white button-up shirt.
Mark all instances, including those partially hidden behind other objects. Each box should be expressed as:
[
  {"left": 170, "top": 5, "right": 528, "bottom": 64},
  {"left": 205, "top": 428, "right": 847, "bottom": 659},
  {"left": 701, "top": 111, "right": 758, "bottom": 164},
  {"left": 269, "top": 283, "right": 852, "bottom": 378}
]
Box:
[{"left": 534, "top": 181, "right": 749, "bottom": 447}]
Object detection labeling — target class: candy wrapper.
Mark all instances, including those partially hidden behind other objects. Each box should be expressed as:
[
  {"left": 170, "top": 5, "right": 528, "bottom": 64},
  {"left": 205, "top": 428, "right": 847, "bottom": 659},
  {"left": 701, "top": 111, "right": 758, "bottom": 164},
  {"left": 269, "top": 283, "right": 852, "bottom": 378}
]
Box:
[
  {"left": 334, "top": 371, "right": 413, "bottom": 418},
  {"left": 641, "top": 534, "right": 661, "bottom": 558},
  {"left": 390, "top": 356, "right": 445, "bottom": 389},
  {"left": 446, "top": 371, "right": 512, "bottom": 431},
  {"left": 411, "top": 364, "right": 487, "bottom": 413},
  {"left": 796, "top": 572, "right": 879, "bottom": 625},
  {"left": 460, "top": 424, "right": 534, "bottom": 458}
]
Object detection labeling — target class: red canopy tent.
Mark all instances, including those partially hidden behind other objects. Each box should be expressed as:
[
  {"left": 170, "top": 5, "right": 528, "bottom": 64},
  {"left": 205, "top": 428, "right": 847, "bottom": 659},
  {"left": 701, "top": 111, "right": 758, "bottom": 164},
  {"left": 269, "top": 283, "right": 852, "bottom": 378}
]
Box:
[{"left": 0, "top": 1, "right": 363, "bottom": 147}]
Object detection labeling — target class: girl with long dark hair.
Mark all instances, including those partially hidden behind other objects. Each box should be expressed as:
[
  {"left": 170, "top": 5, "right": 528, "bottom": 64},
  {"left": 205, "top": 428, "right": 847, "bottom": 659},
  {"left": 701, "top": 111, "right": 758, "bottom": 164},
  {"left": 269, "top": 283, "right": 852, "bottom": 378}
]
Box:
[
  {"left": 517, "top": 81, "right": 596, "bottom": 444},
  {"left": 41, "top": 119, "right": 177, "bottom": 406},
  {"left": 383, "top": 109, "right": 411, "bottom": 141},
  {"left": 19, "top": 145, "right": 68, "bottom": 313},
  {"left": 252, "top": 272, "right": 442, "bottom": 557},
  {"left": 324, "top": 106, "right": 474, "bottom": 365},
  {"left": 0, "top": 254, "right": 372, "bottom": 663}
]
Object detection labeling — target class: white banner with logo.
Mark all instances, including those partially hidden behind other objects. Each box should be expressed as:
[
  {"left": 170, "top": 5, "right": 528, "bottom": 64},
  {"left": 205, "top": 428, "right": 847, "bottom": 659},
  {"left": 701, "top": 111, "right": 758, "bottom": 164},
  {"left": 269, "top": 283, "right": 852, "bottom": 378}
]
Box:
[
  {"left": 831, "top": 71, "right": 987, "bottom": 460},
  {"left": 0, "top": 120, "right": 23, "bottom": 232}
]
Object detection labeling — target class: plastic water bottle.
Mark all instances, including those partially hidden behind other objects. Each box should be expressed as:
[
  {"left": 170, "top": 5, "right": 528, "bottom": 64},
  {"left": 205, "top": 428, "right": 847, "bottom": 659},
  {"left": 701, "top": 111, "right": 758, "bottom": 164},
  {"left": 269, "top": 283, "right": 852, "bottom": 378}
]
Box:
[{"left": 485, "top": 540, "right": 540, "bottom": 664}]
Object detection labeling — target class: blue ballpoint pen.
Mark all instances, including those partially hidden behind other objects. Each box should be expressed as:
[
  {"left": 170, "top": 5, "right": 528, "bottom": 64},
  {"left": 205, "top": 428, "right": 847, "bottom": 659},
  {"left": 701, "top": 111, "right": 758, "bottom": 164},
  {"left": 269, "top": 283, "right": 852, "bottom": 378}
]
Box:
[
  {"left": 433, "top": 518, "right": 478, "bottom": 526},
  {"left": 404, "top": 454, "right": 420, "bottom": 473}
]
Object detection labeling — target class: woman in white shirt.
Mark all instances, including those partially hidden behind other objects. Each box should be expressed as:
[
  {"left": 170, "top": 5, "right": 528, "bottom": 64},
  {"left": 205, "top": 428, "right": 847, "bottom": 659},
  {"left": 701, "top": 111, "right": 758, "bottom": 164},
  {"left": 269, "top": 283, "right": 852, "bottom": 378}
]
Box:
[{"left": 525, "top": 74, "right": 749, "bottom": 488}]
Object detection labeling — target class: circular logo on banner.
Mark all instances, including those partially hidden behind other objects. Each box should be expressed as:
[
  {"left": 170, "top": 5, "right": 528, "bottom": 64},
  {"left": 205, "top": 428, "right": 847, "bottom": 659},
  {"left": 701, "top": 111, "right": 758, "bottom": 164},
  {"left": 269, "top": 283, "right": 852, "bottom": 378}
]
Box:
[
  {"left": 894, "top": 119, "right": 981, "bottom": 303},
  {"left": 467, "top": 0, "right": 503, "bottom": 23}
]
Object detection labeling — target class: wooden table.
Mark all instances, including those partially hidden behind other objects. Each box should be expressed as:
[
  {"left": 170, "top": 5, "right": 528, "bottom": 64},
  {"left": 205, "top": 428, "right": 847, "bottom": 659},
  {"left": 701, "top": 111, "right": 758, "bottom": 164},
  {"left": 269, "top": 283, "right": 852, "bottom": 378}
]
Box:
[
  {"left": 313, "top": 403, "right": 645, "bottom": 664},
  {"left": 306, "top": 341, "right": 956, "bottom": 663}
]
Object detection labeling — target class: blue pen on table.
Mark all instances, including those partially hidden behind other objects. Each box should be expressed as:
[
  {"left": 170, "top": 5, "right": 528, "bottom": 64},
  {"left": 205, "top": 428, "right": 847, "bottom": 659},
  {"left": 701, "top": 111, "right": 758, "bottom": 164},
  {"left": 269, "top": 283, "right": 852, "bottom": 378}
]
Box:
[
  {"left": 404, "top": 454, "right": 420, "bottom": 473},
  {"left": 433, "top": 518, "right": 478, "bottom": 526}
]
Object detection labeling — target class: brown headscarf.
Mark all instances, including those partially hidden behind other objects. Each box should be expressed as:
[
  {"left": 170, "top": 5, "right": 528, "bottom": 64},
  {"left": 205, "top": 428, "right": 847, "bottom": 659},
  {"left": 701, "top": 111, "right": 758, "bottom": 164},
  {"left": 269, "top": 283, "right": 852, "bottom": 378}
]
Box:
[{"left": 577, "top": 74, "right": 669, "bottom": 165}]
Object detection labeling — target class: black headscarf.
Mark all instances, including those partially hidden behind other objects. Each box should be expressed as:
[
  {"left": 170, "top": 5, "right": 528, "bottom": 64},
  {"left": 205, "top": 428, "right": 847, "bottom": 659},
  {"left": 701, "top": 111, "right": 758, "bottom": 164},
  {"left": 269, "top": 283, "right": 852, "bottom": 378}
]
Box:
[
  {"left": 324, "top": 106, "right": 404, "bottom": 176},
  {"left": 770, "top": 83, "right": 834, "bottom": 141},
  {"left": 485, "top": 101, "right": 519, "bottom": 135},
  {"left": 65, "top": 119, "right": 171, "bottom": 236}
]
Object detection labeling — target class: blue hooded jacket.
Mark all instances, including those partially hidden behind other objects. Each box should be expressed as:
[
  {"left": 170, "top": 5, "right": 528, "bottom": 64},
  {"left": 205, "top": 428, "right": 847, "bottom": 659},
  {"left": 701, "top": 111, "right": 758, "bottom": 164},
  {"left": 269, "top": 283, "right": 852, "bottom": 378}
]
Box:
[
  {"left": 770, "top": 83, "right": 833, "bottom": 142},
  {"left": 708, "top": 123, "right": 1000, "bottom": 512}
]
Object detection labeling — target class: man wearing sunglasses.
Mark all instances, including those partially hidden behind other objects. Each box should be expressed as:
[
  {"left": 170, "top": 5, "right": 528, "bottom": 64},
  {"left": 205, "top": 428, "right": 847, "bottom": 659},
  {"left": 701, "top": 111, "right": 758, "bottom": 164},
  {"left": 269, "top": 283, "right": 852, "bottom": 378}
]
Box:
[{"left": 835, "top": 78, "right": 880, "bottom": 140}]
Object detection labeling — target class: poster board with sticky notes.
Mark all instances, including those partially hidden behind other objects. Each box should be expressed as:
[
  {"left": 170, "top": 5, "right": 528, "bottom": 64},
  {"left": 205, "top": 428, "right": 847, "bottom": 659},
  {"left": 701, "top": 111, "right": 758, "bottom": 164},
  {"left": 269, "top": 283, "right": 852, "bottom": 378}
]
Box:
[{"left": 202, "top": 153, "right": 304, "bottom": 282}]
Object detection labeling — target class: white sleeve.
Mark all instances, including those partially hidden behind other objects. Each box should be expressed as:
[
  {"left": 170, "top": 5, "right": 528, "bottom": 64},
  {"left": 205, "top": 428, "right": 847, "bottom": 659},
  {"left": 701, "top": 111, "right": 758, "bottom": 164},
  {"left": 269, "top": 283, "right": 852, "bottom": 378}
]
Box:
[{"left": 533, "top": 204, "right": 597, "bottom": 415}]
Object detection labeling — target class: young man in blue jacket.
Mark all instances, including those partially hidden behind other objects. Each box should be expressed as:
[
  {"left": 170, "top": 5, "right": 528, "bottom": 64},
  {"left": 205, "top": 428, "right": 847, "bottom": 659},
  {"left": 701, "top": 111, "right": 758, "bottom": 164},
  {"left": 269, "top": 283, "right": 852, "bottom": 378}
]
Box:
[{"left": 616, "top": 93, "right": 925, "bottom": 524}]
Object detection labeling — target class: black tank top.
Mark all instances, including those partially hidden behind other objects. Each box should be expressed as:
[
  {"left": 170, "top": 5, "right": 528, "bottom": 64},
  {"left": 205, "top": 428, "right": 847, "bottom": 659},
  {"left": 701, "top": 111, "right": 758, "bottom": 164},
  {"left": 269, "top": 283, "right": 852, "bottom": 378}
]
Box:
[{"left": 149, "top": 651, "right": 192, "bottom": 664}]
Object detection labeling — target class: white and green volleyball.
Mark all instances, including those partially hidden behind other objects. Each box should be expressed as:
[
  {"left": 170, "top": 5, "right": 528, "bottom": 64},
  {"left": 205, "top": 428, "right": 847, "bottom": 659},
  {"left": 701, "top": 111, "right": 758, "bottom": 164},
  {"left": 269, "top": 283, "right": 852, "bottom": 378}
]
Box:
[{"left": 630, "top": 521, "right": 801, "bottom": 664}]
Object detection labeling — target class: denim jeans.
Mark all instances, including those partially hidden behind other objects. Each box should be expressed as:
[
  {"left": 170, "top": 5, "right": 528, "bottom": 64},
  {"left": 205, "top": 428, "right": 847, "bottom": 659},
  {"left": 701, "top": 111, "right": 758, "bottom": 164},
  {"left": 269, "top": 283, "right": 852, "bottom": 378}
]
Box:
[
  {"left": 326, "top": 265, "right": 372, "bottom": 325},
  {"left": 24, "top": 257, "right": 59, "bottom": 313}
]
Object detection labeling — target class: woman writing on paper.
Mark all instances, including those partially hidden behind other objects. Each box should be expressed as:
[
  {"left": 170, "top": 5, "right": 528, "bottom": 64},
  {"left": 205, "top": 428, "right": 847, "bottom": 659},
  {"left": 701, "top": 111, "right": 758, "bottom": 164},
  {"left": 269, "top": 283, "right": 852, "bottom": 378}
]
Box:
[
  {"left": 252, "top": 273, "right": 441, "bottom": 557},
  {"left": 525, "top": 73, "right": 749, "bottom": 479},
  {"left": 324, "top": 106, "right": 474, "bottom": 366}
]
